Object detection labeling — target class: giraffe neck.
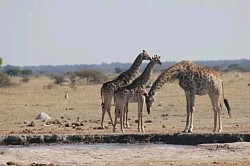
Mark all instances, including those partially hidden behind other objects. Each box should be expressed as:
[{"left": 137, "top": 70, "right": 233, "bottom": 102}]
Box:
[
  {"left": 128, "top": 55, "right": 144, "bottom": 75},
  {"left": 148, "top": 63, "right": 183, "bottom": 97},
  {"left": 128, "top": 60, "right": 158, "bottom": 89},
  {"left": 116, "top": 55, "right": 144, "bottom": 83}
]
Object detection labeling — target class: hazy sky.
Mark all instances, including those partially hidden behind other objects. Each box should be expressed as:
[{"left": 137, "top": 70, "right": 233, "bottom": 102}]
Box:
[{"left": 0, "top": 0, "right": 250, "bottom": 66}]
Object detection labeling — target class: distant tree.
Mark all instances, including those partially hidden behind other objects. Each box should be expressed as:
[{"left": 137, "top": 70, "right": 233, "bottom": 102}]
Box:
[
  {"left": 21, "top": 69, "right": 33, "bottom": 76},
  {"left": 52, "top": 75, "right": 65, "bottom": 85},
  {"left": 74, "top": 69, "right": 108, "bottom": 84},
  {"left": 212, "top": 66, "right": 222, "bottom": 71},
  {"left": 5, "top": 68, "right": 21, "bottom": 76},
  {"left": 114, "top": 67, "right": 123, "bottom": 74},
  {"left": 226, "top": 64, "right": 245, "bottom": 71},
  {"left": 0, "top": 57, "right": 2, "bottom": 66}
]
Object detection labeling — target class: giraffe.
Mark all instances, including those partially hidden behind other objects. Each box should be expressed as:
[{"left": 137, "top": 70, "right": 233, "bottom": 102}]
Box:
[
  {"left": 144, "top": 60, "right": 231, "bottom": 133},
  {"left": 113, "top": 55, "right": 162, "bottom": 133},
  {"left": 100, "top": 50, "right": 151, "bottom": 129}
]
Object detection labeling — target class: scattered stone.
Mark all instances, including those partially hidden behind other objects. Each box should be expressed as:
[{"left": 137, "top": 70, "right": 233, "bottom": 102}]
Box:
[
  {"left": 45, "top": 121, "right": 53, "bottom": 126},
  {"left": 35, "top": 112, "right": 52, "bottom": 120},
  {"left": 27, "top": 121, "right": 35, "bottom": 127},
  {"left": 93, "top": 126, "right": 104, "bottom": 130},
  {"left": 65, "top": 107, "right": 74, "bottom": 110},
  {"left": 24, "top": 120, "right": 29, "bottom": 124},
  {"left": 162, "top": 125, "right": 166, "bottom": 128},
  {"left": 23, "top": 129, "right": 32, "bottom": 134},
  {"left": 161, "top": 114, "right": 169, "bottom": 117},
  {"left": 145, "top": 120, "right": 153, "bottom": 123},
  {"left": 72, "top": 123, "right": 80, "bottom": 127},
  {"left": 76, "top": 117, "right": 80, "bottom": 122},
  {"left": 65, "top": 123, "right": 70, "bottom": 127},
  {"left": 89, "top": 119, "right": 99, "bottom": 124},
  {"left": 6, "top": 161, "right": 21, "bottom": 166},
  {"left": 52, "top": 119, "right": 60, "bottom": 125}
]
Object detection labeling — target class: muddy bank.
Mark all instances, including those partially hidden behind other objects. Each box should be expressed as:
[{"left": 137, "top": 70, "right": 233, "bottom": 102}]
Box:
[{"left": 0, "top": 133, "right": 250, "bottom": 146}]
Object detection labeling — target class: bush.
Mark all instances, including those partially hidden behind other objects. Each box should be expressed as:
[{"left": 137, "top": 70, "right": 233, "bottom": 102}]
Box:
[
  {"left": 21, "top": 76, "right": 31, "bottom": 83},
  {"left": 52, "top": 75, "right": 65, "bottom": 85},
  {"left": 21, "top": 69, "right": 33, "bottom": 76},
  {"left": 0, "top": 72, "right": 11, "bottom": 87},
  {"left": 74, "top": 69, "right": 108, "bottom": 84}
]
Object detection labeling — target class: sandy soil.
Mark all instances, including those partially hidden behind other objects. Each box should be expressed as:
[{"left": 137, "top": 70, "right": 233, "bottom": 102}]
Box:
[
  {"left": 0, "top": 72, "right": 250, "bottom": 165},
  {"left": 0, "top": 142, "right": 250, "bottom": 166}
]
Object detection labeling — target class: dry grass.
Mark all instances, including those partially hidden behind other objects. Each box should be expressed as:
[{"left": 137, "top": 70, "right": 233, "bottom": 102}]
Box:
[{"left": 0, "top": 72, "right": 250, "bottom": 135}]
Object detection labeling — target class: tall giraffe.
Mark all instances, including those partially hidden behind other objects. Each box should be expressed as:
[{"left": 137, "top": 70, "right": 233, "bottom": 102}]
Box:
[
  {"left": 100, "top": 50, "right": 151, "bottom": 129},
  {"left": 113, "top": 55, "right": 162, "bottom": 133},
  {"left": 144, "top": 60, "right": 231, "bottom": 133}
]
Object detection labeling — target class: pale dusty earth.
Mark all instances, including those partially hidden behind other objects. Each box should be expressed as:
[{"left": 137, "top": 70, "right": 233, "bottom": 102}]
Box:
[
  {"left": 0, "top": 142, "right": 250, "bottom": 166},
  {"left": 0, "top": 72, "right": 250, "bottom": 165}
]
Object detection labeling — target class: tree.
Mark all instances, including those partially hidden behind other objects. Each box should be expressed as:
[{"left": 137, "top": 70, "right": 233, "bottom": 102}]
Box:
[
  {"left": 114, "top": 67, "right": 123, "bottom": 74},
  {"left": 21, "top": 69, "right": 33, "bottom": 76},
  {"left": 52, "top": 75, "right": 65, "bottom": 85},
  {"left": 5, "top": 68, "right": 21, "bottom": 76},
  {"left": 0, "top": 57, "right": 2, "bottom": 66},
  {"left": 74, "top": 69, "right": 108, "bottom": 84},
  {"left": 212, "top": 66, "right": 222, "bottom": 71}
]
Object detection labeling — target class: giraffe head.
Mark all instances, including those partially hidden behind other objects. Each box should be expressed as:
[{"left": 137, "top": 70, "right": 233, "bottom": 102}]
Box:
[
  {"left": 144, "top": 92, "right": 155, "bottom": 114},
  {"left": 151, "top": 54, "right": 162, "bottom": 66},
  {"left": 140, "top": 50, "right": 151, "bottom": 61}
]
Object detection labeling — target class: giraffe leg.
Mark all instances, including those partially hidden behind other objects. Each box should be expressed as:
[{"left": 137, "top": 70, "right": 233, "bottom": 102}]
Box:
[
  {"left": 183, "top": 94, "right": 191, "bottom": 133},
  {"left": 107, "top": 104, "right": 114, "bottom": 127},
  {"left": 140, "top": 96, "right": 145, "bottom": 132},
  {"left": 209, "top": 94, "right": 219, "bottom": 133},
  {"left": 138, "top": 98, "right": 145, "bottom": 132},
  {"left": 188, "top": 95, "right": 195, "bottom": 133},
  {"left": 213, "top": 108, "right": 218, "bottom": 132},
  {"left": 124, "top": 103, "right": 130, "bottom": 128},
  {"left": 101, "top": 104, "right": 107, "bottom": 129},
  {"left": 217, "top": 107, "right": 222, "bottom": 133},
  {"left": 101, "top": 97, "right": 113, "bottom": 129},
  {"left": 120, "top": 107, "right": 125, "bottom": 133},
  {"left": 113, "top": 108, "right": 118, "bottom": 133},
  {"left": 188, "top": 106, "right": 195, "bottom": 133},
  {"left": 216, "top": 100, "right": 222, "bottom": 133}
]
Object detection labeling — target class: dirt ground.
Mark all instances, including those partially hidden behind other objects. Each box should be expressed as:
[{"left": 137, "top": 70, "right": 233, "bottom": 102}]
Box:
[
  {"left": 0, "top": 72, "right": 250, "bottom": 165},
  {"left": 0, "top": 142, "right": 250, "bottom": 166}
]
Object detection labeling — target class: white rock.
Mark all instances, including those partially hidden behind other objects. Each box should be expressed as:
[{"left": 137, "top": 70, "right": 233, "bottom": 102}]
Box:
[{"left": 35, "top": 112, "right": 52, "bottom": 120}]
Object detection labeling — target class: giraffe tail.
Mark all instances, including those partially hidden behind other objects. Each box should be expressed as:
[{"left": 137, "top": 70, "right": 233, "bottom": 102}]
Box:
[
  {"left": 101, "top": 86, "right": 104, "bottom": 108},
  {"left": 222, "top": 81, "right": 232, "bottom": 118},
  {"left": 224, "top": 98, "right": 232, "bottom": 118}
]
